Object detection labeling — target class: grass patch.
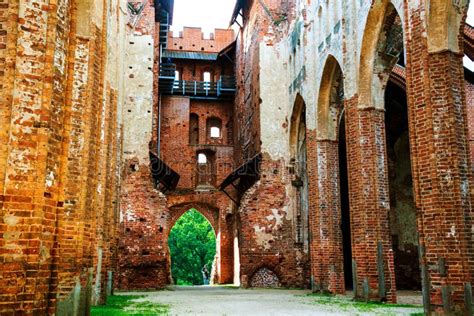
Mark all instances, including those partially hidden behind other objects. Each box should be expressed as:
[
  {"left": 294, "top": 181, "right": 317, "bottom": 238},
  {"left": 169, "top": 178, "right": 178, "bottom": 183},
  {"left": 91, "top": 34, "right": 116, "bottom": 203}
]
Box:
[
  {"left": 303, "top": 293, "right": 423, "bottom": 314},
  {"left": 91, "top": 295, "right": 169, "bottom": 316}
]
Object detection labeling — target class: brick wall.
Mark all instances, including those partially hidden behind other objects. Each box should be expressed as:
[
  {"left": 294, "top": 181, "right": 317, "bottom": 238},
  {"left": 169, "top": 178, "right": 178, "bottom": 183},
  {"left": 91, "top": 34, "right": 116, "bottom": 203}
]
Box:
[
  {"left": 116, "top": 165, "right": 171, "bottom": 290},
  {"left": 238, "top": 156, "right": 310, "bottom": 288},
  {"left": 0, "top": 0, "right": 125, "bottom": 314},
  {"left": 169, "top": 27, "right": 234, "bottom": 53},
  {"left": 160, "top": 97, "right": 234, "bottom": 189},
  {"left": 117, "top": 4, "right": 237, "bottom": 289},
  {"left": 0, "top": 0, "right": 7, "bottom": 93},
  {"left": 466, "top": 79, "right": 474, "bottom": 167},
  {"left": 116, "top": 166, "right": 236, "bottom": 289}
]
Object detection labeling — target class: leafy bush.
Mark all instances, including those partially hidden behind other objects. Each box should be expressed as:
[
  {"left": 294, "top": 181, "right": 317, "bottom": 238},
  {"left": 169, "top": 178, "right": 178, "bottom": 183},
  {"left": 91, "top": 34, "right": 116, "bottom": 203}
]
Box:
[{"left": 168, "top": 209, "right": 216, "bottom": 285}]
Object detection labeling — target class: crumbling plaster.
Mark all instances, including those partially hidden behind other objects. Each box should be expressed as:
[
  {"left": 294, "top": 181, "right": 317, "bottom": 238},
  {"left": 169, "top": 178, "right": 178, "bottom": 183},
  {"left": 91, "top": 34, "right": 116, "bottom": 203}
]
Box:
[{"left": 123, "top": 34, "right": 154, "bottom": 164}]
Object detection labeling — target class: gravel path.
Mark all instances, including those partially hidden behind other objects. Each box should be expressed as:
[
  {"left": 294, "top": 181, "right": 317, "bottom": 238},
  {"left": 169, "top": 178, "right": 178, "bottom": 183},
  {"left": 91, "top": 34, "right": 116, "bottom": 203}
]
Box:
[{"left": 121, "top": 286, "right": 424, "bottom": 316}]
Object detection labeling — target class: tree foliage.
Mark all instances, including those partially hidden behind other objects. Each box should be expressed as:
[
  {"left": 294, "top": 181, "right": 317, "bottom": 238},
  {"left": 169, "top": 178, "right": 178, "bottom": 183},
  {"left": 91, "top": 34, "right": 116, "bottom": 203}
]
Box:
[{"left": 168, "top": 209, "right": 216, "bottom": 285}]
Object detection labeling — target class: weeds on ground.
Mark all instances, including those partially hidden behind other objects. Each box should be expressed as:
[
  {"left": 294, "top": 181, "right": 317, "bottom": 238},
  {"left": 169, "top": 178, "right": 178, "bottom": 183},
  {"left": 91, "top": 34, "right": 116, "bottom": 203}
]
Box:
[
  {"left": 304, "top": 293, "right": 423, "bottom": 315},
  {"left": 91, "top": 295, "right": 169, "bottom": 316}
]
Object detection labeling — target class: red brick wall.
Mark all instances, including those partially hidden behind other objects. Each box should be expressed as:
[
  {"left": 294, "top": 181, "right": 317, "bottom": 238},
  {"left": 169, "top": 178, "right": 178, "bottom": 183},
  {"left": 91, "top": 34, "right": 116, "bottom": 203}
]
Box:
[
  {"left": 133, "top": 0, "right": 157, "bottom": 35},
  {"left": 466, "top": 79, "right": 474, "bottom": 167},
  {"left": 118, "top": 4, "right": 237, "bottom": 289},
  {"left": 116, "top": 169, "right": 236, "bottom": 290},
  {"left": 309, "top": 140, "right": 345, "bottom": 294},
  {"left": 160, "top": 97, "right": 234, "bottom": 189},
  {"left": 173, "top": 59, "right": 234, "bottom": 82},
  {"left": 238, "top": 155, "right": 310, "bottom": 288},
  {"left": 0, "top": 1, "right": 122, "bottom": 314},
  {"left": 116, "top": 165, "right": 171, "bottom": 290},
  {"left": 0, "top": 0, "right": 7, "bottom": 94},
  {"left": 345, "top": 100, "right": 397, "bottom": 302},
  {"left": 405, "top": 6, "right": 474, "bottom": 313},
  {"left": 169, "top": 27, "right": 234, "bottom": 53}
]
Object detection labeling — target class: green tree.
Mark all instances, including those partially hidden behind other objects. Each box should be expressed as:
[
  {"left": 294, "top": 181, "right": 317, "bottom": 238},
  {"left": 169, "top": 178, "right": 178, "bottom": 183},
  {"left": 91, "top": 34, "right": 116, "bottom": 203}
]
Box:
[{"left": 168, "top": 209, "right": 216, "bottom": 285}]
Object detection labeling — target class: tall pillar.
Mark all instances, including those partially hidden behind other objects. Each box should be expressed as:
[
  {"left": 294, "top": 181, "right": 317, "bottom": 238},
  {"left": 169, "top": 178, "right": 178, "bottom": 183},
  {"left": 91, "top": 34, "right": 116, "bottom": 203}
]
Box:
[
  {"left": 345, "top": 96, "right": 397, "bottom": 303},
  {"left": 309, "top": 139, "right": 345, "bottom": 294},
  {"left": 406, "top": 12, "right": 474, "bottom": 312},
  {"left": 218, "top": 211, "right": 234, "bottom": 284}
]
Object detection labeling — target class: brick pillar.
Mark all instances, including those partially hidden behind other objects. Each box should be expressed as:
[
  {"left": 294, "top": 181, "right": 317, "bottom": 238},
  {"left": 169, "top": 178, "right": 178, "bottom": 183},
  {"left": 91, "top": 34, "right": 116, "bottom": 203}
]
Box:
[
  {"left": 218, "top": 211, "right": 234, "bottom": 284},
  {"left": 406, "top": 25, "right": 474, "bottom": 313},
  {"left": 309, "top": 139, "right": 344, "bottom": 294},
  {"left": 345, "top": 96, "right": 397, "bottom": 303}
]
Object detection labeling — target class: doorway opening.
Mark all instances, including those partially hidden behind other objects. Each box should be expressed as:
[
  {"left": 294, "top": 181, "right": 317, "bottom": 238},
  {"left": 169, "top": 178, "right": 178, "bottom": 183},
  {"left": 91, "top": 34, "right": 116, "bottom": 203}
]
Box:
[
  {"left": 338, "top": 113, "right": 353, "bottom": 290},
  {"left": 168, "top": 209, "right": 217, "bottom": 285},
  {"left": 385, "top": 81, "right": 420, "bottom": 290}
]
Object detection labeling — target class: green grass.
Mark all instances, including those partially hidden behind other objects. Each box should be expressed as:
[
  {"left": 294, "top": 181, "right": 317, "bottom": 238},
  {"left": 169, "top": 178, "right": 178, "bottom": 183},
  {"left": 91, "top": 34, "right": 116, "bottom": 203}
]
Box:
[
  {"left": 91, "top": 295, "right": 169, "bottom": 316},
  {"left": 304, "top": 293, "right": 423, "bottom": 314}
]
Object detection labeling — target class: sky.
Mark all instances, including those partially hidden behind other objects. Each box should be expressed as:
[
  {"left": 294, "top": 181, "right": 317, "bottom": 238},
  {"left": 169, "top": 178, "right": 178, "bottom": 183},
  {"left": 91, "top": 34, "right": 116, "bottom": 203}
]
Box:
[
  {"left": 169, "top": 0, "right": 474, "bottom": 69},
  {"left": 170, "top": 0, "right": 236, "bottom": 36}
]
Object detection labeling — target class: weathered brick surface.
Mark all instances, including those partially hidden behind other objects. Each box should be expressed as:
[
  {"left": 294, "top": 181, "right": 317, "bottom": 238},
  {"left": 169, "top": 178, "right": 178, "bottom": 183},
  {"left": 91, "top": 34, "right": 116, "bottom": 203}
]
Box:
[
  {"left": 0, "top": 0, "right": 126, "bottom": 314},
  {"left": 169, "top": 27, "right": 234, "bottom": 53},
  {"left": 238, "top": 156, "right": 310, "bottom": 288},
  {"left": 404, "top": 4, "right": 474, "bottom": 313},
  {"left": 467, "top": 79, "right": 474, "bottom": 168},
  {"left": 2, "top": 0, "right": 474, "bottom": 315},
  {"left": 345, "top": 98, "right": 397, "bottom": 303},
  {"left": 116, "top": 165, "right": 235, "bottom": 289},
  {"left": 160, "top": 97, "right": 234, "bottom": 189},
  {"left": 116, "top": 16, "right": 237, "bottom": 289}
]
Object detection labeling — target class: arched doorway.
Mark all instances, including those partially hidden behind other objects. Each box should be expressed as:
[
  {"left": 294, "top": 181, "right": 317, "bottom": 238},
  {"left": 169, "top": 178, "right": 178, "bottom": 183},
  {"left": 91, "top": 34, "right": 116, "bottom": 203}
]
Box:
[
  {"left": 168, "top": 208, "right": 217, "bottom": 285},
  {"left": 312, "top": 55, "right": 351, "bottom": 294},
  {"left": 361, "top": 1, "right": 420, "bottom": 293}
]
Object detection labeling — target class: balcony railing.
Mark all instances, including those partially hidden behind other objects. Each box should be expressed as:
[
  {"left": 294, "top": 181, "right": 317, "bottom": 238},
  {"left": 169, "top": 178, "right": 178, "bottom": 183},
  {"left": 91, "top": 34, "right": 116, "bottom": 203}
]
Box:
[{"left": 159, "top": 63, "right": 236, "bottom": 98}]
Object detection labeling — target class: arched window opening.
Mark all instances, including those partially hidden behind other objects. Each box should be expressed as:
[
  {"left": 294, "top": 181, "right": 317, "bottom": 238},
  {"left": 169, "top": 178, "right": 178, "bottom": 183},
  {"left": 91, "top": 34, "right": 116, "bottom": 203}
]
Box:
[
  {"left": 317, "top": 57, "right": 352, "bottom": 292},
  {"left": 203, "top": 71, "right": 212, "bottom": 92},
  {"left": 203, "top": 71, "right": 211, "bottom": 82},
  {"left": 360, "top": 2, "right": 420, "bottom": 294},
  {"left": 168, "top": 209, "right": 216, "bottom": 285},
  {"left": 189, "top": 113, "right": 199, "bottom": 145},
  {"left": 289, "top": 95, "right": 309, "bottom": 252},
  {"left": 196, "top": 151, "right": 216, "bottom": 188},
  {"left": 210, "top": 127, "right": 220, "bottom": 138},
  {"left": 207, "top": 117, "right": 223, "bottom": 143},
  {"left": 198, "top": 153, "right": 207, "bottom": 164}
]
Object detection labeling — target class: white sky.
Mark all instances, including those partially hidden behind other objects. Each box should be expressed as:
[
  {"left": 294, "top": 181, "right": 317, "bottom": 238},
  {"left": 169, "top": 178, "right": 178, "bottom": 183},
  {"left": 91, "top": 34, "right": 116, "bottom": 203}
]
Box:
[
  {"left": 170, "top": 0, "right": 236, "bottom": 36},
  {"left": 169, "top": 0, "right": 474, "bottom": 69}
]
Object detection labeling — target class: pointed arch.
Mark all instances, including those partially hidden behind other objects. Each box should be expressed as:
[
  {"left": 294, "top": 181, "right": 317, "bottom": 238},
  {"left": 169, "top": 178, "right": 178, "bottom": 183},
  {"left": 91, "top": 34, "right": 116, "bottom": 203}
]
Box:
[
  {"left": 167, "top": 202, "right": 219, "bottom": 237},
  {"left": 289, "top": 93, "right": 306, "bottom": 158},
  {"left": 317, "top": 55, "right": 344, "bottom": 140},
  {"left": 427, "top": 0, "right": 469, "bottom": 53},
  {"left": 359, "top": 0, "right": 404, "bottom": 110}
]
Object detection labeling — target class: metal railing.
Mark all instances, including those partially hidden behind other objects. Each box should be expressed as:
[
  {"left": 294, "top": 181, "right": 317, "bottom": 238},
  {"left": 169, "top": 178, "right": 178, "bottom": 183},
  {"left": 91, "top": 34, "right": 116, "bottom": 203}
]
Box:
[{"left": 159, "top": 64, "right": 236, "bottom": 98}]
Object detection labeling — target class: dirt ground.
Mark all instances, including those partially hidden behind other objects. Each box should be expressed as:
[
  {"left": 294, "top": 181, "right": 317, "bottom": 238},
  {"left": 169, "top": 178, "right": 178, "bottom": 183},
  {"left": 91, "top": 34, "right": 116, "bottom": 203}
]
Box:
[{"left": 121, "top": 286, "right": 424, "bottom": 315}]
